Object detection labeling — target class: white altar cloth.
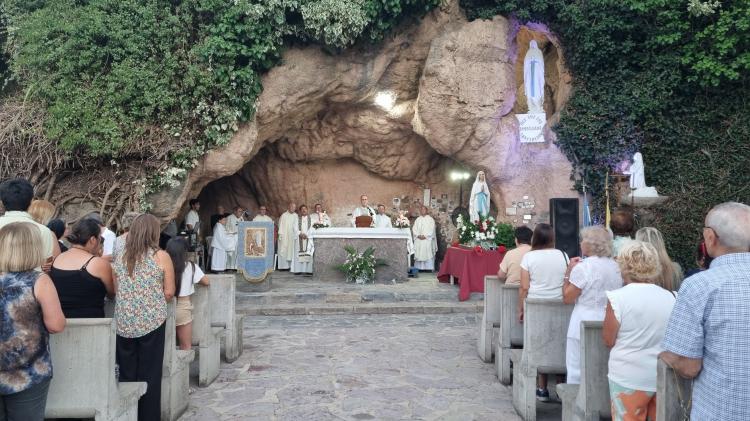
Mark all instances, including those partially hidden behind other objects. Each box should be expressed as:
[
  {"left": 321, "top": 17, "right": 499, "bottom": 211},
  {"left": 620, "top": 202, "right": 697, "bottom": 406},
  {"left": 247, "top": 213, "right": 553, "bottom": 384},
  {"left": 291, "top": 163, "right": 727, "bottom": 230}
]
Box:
[{"left": 309, "top": 227, "right": 414, "bottom": 255}]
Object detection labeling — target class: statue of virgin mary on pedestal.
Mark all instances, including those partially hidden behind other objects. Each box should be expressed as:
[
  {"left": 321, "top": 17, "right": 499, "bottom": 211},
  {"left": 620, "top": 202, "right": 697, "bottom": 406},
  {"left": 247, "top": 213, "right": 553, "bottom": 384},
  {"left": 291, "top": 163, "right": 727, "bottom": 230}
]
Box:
[{"left": 469, "top": 171, "right": 491, "bottom": 222}]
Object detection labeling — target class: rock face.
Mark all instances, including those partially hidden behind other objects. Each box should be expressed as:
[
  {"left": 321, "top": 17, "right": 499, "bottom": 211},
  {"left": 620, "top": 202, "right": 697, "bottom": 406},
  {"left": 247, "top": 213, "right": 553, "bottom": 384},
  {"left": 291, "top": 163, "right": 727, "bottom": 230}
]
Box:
[{"left": 149, "top": 0, "right": 576, "bottom": 229}]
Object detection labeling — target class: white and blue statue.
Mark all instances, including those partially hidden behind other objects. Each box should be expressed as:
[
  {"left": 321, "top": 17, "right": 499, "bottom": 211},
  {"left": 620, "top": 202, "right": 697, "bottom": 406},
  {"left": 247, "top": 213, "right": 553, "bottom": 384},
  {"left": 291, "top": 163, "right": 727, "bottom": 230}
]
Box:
[
  {"left": 625, "top": 152, "right": 660, "bottom": 198},
  {"left": 469, "top": 171, "right": 491, "bottom": 222}
]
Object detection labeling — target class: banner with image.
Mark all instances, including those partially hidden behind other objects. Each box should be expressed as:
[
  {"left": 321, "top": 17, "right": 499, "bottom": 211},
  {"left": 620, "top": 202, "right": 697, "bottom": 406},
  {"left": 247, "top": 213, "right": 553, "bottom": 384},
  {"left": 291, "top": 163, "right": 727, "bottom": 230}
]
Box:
[{"left": 237, "top": 221, "right": 275, "bottom": 282}]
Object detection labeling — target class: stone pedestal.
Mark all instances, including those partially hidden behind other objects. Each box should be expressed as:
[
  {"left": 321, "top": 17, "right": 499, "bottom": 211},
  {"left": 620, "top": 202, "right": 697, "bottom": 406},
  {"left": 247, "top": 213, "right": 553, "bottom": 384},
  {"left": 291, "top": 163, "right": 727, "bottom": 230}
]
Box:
[{"left": 311, "top": 228, "right": 410, "bottom": 283}]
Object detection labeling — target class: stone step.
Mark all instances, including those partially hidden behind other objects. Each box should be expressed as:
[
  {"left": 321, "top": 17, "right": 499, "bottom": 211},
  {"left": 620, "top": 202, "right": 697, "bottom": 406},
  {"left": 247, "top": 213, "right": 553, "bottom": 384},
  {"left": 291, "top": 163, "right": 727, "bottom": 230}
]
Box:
[
  {"left": 236, "top": 290, "right": 484, "bottom": 306},
  {"left": 238, "top": 301, "right": 483, "bottom": 316}
]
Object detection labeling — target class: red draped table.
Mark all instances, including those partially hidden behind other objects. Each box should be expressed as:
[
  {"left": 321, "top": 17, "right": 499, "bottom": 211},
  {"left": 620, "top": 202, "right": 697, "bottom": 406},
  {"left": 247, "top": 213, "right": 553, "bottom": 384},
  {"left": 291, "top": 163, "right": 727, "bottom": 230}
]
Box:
[{"left": 437, "top": 246, "right": 505, "bottom": 301}]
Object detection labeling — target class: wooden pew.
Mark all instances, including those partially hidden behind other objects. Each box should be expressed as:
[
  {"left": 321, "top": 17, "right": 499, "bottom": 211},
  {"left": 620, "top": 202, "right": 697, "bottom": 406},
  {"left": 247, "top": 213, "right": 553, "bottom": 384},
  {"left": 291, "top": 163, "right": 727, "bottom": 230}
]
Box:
[
  {"left": 161, "top": 300, "right": 195, "bottom": 421},
  {"left": 556, "top": 320, "right": 611, "bottom": 421},
  {"left": 656, "top": 358, "right": 693, "bottom": 421},
  {"left": 478, "top": 275, "right": 504, "bottom": 362},
  {"left": 496, "top": 283, "right": 523, "bottom": 384},
  {"left": 45, "top": 318, "right": 146, "bottom": 420},
  {"left": 511, "top": 298, "right": 573, "bottom": 421},
  {"left": 190, "top": 284, "right": 225, "bottom": 386},
  {"left": 207, "top": 274, "right": 245, "bottom": 362}
]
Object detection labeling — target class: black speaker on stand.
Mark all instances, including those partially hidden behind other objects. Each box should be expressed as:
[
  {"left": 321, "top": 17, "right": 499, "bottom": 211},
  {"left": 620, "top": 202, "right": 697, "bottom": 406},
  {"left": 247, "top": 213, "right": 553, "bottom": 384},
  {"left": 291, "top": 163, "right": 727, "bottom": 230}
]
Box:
[{"left": 549, "top": 198, "right": 580, "bottom": 258}]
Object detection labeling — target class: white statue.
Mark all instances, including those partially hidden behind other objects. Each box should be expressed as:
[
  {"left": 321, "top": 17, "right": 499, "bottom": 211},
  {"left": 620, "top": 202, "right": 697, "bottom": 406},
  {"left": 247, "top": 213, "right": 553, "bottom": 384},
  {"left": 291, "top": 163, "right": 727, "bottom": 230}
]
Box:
[
  {"left": 625, "top": 152, "right": 659, "bottom": 198},
  {"left": 523, "top": 40, "right": 545, "bottom": 114},
  {"left": 469, "top": 171, "right": 491, "bottom": 222}
]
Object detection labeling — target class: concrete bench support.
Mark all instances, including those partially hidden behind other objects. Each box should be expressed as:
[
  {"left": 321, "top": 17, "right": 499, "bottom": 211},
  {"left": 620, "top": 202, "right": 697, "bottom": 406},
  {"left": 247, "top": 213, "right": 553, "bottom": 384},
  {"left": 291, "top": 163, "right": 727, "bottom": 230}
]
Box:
[
  {"left": 496, "top": 283, "right": 523, "bottom": 384},
  {"left": 478, "top": 275, "right": 504, "bottom": 362},
  {"left": 161, "top": 300, "right": 195, "bottom": 421},
  {"left": 656, "top": 358, "right": 693, "bottom": 421},
  {"left": 208, "top": 274, "right": 245, "bottom": 362},
  {"left": 191, "top": 284, "right": 225, "bottom": 386},
  {"left": 557, "top": 321, "right": 611, "bottom": 421},
  {"left": 45, "top": 318, "right": 147, "bottom": 421},
  {"left": 511, "top": 298, "right": 573, "bottom": 421}
]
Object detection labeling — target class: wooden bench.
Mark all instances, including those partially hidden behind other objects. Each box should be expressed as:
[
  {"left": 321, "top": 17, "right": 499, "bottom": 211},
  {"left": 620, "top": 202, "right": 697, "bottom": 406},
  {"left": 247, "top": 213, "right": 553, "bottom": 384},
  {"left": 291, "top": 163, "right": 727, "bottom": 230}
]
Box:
[
  {"left": 511, "top": 298, "right": 573, "bottom": 421},
  {"left": 478, "top": 275, "right": 504, "bottom": 362},
  {"left": 656, "top": 358, "right": 693, "bottom": 421},
  {"left": 556, "top": 320, "right": 611, "bottom": 421},
  {"left": 45, "top": 318, "right": 146, "bottom": 420},
  {"left": 496, "top": 283, "right": 523, "bottom": 384},
  {"left": 191, "top": 284, "right": 225, "bottom": 386},
  {"left": 207, "top": 274, "right": 245, "bottom": 362}
]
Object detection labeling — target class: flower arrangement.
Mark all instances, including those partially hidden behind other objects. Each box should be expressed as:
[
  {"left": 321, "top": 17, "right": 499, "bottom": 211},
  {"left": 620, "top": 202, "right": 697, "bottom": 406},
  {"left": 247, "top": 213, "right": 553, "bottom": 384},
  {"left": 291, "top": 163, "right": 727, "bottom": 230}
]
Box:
[
  {"left": 394, "top": 211, "right": 410, "bottom": 229},
  {"left": 456, "top": 214, "right": 515, "bottom": 250},
  {"left": 312, "top": 212, "right": 331, "bottom": 229},
  {"left": 336, "top": 246, "right": 387, "bottom": 284}
]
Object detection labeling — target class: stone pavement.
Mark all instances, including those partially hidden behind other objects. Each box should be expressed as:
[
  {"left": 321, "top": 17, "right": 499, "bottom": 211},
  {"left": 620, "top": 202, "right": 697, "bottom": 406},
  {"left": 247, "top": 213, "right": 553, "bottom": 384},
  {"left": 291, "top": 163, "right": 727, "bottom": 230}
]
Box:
[
  {"left": 180, "top": 313, "right": 542, "bottom": 420},
  {"left": 236, "top": 272, "right": 485, "bottom": 316}
]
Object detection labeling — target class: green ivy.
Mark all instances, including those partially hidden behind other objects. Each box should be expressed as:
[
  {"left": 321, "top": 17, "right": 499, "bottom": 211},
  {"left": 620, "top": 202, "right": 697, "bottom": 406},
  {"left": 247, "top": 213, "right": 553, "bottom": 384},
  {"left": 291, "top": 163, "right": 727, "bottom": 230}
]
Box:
[
  {"left": 461, "top": 0, "right": 750, "bottom": 268},
  {"left": 4, "top": 0, "right": 439, "bottom": 158}
]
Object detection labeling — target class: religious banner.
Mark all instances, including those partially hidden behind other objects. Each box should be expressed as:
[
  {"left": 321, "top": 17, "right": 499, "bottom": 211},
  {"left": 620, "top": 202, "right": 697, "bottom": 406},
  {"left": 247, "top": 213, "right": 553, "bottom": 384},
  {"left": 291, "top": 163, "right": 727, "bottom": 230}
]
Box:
[
  {"left": 237, "top": 221, "right": 275, "bottom": 283},
  {"left": 516, "top": 113, "right": 546, "bottom": 143}
]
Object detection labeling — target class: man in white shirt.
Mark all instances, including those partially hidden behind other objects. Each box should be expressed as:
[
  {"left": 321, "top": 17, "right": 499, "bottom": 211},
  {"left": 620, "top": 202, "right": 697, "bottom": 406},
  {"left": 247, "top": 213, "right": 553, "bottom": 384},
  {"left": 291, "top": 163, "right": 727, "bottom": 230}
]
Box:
[
  {"left": 352, "top": 195, "right": 376, "bottom": 227},
  {"left": 84, "top": 212, "right": 116, "bottom": 260},
  {"left": 0, "top": 179, "right": 60, "bottom": 266},
  {"left": 253, "top": 205, "right": 273, "bottom": 223},
  {"left": 226, "top": 206, "right": 245, "bottom": 235},
  {"left": 185, "top": 199, "right": 201, "bottom": 233},
  {"left": 311, "top": 203, "right": 332, "bottom": 227},
  {"left": 373, "top": 204, "right": 393, "bottom": 228},
  {"left": 412, "top": 206, "right": 437, "bottom": 271}
]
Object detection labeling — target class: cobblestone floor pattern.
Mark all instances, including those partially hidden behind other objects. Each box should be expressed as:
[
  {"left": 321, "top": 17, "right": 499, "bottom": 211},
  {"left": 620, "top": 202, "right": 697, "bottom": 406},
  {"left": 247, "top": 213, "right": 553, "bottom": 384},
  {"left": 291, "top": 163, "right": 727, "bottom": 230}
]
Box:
[{"left": 180, "top": 314, "right": 534, "bottom": 420}]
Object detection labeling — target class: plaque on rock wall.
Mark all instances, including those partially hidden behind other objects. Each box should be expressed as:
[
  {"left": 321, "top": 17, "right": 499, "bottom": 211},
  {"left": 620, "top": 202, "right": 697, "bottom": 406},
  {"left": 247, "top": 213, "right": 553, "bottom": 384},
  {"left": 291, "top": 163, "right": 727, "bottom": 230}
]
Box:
[
  {"left": 516, "top": 113, "right": 546, "bottom": 143},
  {"left": 237, "top": 221, "right": 275, "bottom": 283}
]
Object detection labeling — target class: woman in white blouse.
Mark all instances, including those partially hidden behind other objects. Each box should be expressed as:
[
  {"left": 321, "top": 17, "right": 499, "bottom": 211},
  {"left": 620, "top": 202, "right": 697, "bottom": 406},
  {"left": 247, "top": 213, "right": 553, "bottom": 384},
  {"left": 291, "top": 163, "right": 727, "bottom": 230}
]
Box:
[
  {"left": 603, "top": 240, "right": 675, "bottom": 421},
  {"left": 562, "top": 226, "right": 623, "bottom": 384},
  {"left": 519, "top": 222, "right": 569, "bottom": 402}
]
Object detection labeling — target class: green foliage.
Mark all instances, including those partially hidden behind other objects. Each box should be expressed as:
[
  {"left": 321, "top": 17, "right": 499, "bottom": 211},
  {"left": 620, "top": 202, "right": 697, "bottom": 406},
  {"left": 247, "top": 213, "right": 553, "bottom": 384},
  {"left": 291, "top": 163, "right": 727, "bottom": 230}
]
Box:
[
  {"left": 336, "top": 245, "right": 387, "bottom": 284},
  {"left": 4, "top": 0, "right": 439, "bottom": 159},
  {"left": 461, "top": 0, "right": 750, "bottom": 267},
  {"left": 456, "top": 214, "right": 515, "bottom": 249},
  {"left": 0, "top": 4, "right": 9, "bottom": 92}
]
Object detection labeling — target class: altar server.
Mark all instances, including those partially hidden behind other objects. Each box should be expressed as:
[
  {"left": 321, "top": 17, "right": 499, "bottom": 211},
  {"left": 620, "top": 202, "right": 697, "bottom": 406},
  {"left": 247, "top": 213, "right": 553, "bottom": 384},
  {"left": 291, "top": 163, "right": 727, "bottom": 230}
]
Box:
[
  {"left": 292, "top": 205, "right": 313, "bottom": 274},
  {"left": 253, "top": 205, "right": 273, "bottom": 223},
  {"left": 413, "top": 206, "right": 438, "bottom": 271},
  {"left": 277, "top": 203, "right": 297, "bottom": 270},
  {"left": 211, "top": 213, "right": 236, "bottom": 272},
  {"left": 374, "top": 204, "right": 393, "bottom": 228},
  {"left": 312, "top": 203, "right": 332, "bottom": 227}
]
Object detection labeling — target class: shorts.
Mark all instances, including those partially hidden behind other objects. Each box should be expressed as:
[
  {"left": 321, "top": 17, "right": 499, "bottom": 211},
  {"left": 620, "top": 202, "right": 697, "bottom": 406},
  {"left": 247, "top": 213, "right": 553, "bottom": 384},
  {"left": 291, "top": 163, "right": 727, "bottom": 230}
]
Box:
[
  {"left": 609, "top": 379, "right": 656, "bottom": 421},
  {"left": 175, "top": 296, "right": 193, "bottom": 326}
]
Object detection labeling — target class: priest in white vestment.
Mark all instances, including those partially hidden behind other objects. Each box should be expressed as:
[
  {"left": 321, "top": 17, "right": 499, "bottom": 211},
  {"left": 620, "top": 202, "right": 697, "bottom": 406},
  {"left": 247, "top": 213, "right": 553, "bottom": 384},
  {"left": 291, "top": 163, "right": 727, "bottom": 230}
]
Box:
[
  {"left": 211, "top": 213, "right": 236, "bottom": 272},
  {"left": 351, "top": 194, "right": 376, "bottom": 226},
  {"left": 292, "top": 205, "right": 314, "bottom": 274},
  {"left": 225, "top": 206, "right": 245, "bottom": 270},
  {"left": 253, "top": 205, "right": 273, "bottom": 223},
  {"left": 412, "top": 206, "right": 438, "bottom": 271},
  {"left": 373, "top": 204, "right": 393, "bottom": 228},
  {"left": 277, "top": 203, "right": 298, "bottom": 270},
  {"left": 311, "top": 204, "right": 332, "bottom": 227}
]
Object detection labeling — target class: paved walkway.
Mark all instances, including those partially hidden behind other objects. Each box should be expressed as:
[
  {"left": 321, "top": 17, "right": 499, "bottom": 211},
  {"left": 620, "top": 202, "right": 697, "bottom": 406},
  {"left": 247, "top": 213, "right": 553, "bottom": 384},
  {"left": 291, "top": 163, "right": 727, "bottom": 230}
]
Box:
[{"left": 181, "top": 314, "right": 523, "bottom": 420}]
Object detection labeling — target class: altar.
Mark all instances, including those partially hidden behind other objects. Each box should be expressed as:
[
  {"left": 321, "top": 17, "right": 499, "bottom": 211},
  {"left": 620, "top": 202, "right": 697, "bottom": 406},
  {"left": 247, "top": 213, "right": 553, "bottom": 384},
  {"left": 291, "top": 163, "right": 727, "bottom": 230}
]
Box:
[{"left": 310, "top": 227, "right": 411, "bottom": 283}]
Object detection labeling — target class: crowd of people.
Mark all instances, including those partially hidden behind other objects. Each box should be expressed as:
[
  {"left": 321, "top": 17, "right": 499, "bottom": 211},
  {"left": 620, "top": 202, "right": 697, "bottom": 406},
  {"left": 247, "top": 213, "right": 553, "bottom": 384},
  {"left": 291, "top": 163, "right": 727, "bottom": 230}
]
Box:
[
  {"left": 0, "top": 178, "right": 210, "bottom": 421},
  {"left": 497, "top": 203, "right": 750, "bottom": 420}
]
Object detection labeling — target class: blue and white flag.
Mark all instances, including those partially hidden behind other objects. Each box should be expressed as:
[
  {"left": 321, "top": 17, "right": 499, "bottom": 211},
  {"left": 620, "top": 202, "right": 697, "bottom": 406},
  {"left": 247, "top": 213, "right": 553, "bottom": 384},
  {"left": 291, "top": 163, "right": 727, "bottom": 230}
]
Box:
[{"left": 237, "top": 221, "right": 275, "bottom": 282}]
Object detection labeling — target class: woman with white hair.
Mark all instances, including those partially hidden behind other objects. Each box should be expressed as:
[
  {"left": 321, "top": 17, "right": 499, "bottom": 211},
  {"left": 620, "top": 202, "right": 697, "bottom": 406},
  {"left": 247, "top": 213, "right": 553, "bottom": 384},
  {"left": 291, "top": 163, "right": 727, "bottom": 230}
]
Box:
[
  {"left": 469, "top": 171, "right": 490, "bottom": 222},
  {"left": 603, "top": 241, "right": 675, "bottom": 421},
  {"left": 635, "top": 227, "right": 683, "bottom": 291},
  {"left": 562, "top": 226, "right": 623, "bottom": 384}
]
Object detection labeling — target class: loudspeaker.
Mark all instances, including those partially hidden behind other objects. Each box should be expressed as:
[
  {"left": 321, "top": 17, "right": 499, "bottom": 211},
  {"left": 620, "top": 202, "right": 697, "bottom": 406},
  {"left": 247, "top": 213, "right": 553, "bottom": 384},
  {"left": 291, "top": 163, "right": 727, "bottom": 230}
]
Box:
[{"left": 549, "top": 198, "right": 580, "bottom": 258}]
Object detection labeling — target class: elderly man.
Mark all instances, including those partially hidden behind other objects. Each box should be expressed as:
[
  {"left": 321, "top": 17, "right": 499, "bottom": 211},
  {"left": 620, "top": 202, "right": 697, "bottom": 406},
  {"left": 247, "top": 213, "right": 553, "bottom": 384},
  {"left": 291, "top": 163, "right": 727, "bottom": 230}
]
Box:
[
  {"left": 412, "top": 206, "right": 437, "bottom": 271},
  {"left": 373, "top": 204, "right": 393, "bottom": 228},
  {"left": 660, "top": 202, "right": 750, "bottom": 420},
  {"left": 352, "top": 194, "right": 375, "bottom": 227},
  {"left": 253, "top": 205, "right": 273, "bottom": 223},
  {"left": 277, "top": 202, "right": 297, "bottom": 270}
]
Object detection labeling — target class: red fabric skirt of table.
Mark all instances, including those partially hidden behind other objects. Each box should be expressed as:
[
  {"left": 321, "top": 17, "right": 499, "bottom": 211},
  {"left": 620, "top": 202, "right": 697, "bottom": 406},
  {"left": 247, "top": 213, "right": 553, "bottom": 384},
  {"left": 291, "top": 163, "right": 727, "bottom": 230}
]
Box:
[{"left": 437, "top": 246, "right": 505, "bottom": 301}]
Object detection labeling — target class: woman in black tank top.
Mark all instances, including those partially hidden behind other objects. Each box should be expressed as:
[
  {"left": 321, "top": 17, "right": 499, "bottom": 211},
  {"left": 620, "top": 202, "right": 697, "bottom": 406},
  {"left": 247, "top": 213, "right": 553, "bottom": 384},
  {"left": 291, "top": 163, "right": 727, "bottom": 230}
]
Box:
[{"left": 49, "top": 219, "right": 114, "bottom": 318}]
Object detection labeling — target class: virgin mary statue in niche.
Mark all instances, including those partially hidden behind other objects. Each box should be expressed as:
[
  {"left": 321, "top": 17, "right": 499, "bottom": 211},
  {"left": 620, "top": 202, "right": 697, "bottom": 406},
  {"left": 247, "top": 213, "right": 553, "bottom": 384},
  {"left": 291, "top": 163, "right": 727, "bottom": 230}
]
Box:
[{"left": 469, "top": 171, "right": 491, "bottom": 222}]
